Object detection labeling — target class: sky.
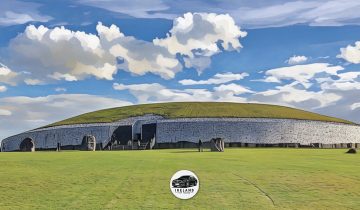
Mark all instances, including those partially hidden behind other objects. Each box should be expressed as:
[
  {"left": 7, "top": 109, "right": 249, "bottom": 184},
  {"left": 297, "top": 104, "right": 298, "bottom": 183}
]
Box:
[{"left": 1, "top": 0, "right": 360, "bottom": 140}]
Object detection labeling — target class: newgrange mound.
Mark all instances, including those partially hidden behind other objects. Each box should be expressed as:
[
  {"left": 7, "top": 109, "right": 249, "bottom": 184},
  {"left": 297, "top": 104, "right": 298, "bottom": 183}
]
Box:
[{"left": 1, "top": 102, "right": 360, "bottom": 152}]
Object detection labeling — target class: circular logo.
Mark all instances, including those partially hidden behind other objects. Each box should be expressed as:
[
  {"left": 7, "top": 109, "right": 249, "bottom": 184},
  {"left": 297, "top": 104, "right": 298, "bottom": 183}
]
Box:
[{"left": 170, "top": 170, "right": 199, "bottom": 199}]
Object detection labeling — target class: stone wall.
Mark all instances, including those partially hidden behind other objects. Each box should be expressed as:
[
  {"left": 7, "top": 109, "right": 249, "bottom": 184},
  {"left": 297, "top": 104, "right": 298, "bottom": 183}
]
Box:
[
  {"left": 1, "top": 125, "right": 115, "bottom": 151},
  {"left": 155, "top": 118, "right": 360, "bottom": 145},
  {"left": 2, "top": 117, "right": 360, "bottom": 151},
  {"left": 1, "top": 115, "right": 162, "bottom": 152}
]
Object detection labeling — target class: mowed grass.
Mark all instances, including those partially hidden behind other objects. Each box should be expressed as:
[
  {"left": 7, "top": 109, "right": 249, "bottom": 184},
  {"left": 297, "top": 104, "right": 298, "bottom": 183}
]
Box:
[
  {"left": 1, "top": 149, "right": 360, "bottom": 209},
  {"left": 47, "top": 102, "right": 353, "bottom": 127}
]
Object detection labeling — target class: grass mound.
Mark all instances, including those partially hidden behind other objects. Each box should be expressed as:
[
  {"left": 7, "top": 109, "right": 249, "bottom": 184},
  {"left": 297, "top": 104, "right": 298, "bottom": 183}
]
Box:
[{"left": 47, "top": 102, "right": 353, "bottom": 127}]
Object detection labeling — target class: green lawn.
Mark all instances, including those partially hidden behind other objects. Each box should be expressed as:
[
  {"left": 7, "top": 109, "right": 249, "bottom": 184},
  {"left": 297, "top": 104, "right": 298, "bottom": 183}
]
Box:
[
  {"left": 0, "top": 149, "right": 359, "bottom": 209},
  {"left": 47, "top": 102, "right": 353, "bottom": 127}
]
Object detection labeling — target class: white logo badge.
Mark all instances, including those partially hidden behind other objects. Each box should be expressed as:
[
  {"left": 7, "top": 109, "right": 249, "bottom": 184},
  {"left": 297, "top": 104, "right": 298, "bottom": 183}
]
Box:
[{"left": 170, "top": 170, "right": 199, "bottom": 199}]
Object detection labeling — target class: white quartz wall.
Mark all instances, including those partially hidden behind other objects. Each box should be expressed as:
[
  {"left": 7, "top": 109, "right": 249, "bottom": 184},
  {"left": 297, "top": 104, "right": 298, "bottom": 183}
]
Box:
[
  {"left": 2, "top": 117, "right": 360, "bottom": 151},
  {"left": 1, "top": 125, "right": 117, "bottom": 151},
  {"left": 156, "top": 118, "right": 360, "bottom": 144},
  {"left": 1, "top": 115, "right": 163, "bottom": 151}
]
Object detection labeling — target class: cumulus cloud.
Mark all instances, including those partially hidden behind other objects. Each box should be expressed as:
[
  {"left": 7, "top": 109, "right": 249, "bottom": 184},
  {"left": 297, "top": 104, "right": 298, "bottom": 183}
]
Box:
[
  {"left": 0, "top": 63, "right": 18, "bottom": 85},
  {"left": 0, "top": 0, "right": 52, "bottom": 26},
  {"left": 253, "top": 62, "right": 360, "bottom": 123},
  {"left": 0, "top": 94, "right": 132, "bottom": 140},
  {"left": 113, "top": 82, "right": 250, "bottom": 103},
  {"left": 109, "top": 38, "right": 181, "bottom": 79},
  {"left": 179, "top": 72, "right": 248, "bottom": 85},
  {"left": 263, "top": 63, "right": 343, "bottom": 86},
  {"left": 183, "top": 57, "right": 211, "bottom": 74},
  {"left": 287, "top": 55, "right": 308, "bottom": 65},
  {"left": 318, "top": 71, "right": 360, "bottom": 91},
  {"left": 252, "top": 81, "right": 341, "bottom": 109},
  {"left": 154, "top": 13, "right": 246, "bottom": 57},
  {"left": 257, "top": 63, "right": 354, "bottom": 105},
  {"left": 113, "top": 83, "right": 213, "bottom": 103},
  {"left": 254, "top": 76, "right": 282, "bottom": 83},
  {"left": 0, "top": 85, "right": 7, "bottom": 92},
  {"left": 214, "top": 83, "right": 253, "bottom": 94},
  {"left": 213, "top": 83, "right": 253, "bottom": 102},
  {"left": 2, "top": 13, "right": 245, "bottom": 84},
  {"left": 7, "top": 24, "right": 117, "bottom": 82},
  {"left": 154, "top": 13, "right": 247, "bottom": 72},
  {"left": 337, "top": 41, "right": 360, "bottom": 64},
  {"left": 313, "top": 88, "right": 360, "bottom": 124}
]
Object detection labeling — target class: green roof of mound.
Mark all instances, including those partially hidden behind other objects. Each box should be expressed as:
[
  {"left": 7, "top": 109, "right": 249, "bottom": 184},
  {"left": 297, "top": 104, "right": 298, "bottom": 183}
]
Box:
[{"left": 46, "top": 102, "right": 354, "bottom": 127}]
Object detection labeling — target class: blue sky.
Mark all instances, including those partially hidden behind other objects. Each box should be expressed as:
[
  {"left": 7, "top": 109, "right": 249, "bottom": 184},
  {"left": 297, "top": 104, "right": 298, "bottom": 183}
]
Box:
[{"left": 1, "top": 0, "right": 360, "bottom": 140}]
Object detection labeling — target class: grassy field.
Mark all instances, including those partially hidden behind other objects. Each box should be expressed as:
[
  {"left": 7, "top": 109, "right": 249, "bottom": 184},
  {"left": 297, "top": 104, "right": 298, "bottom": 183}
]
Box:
[
  {"left": 0, "top": 149, "right": 359, "bottom": 209},
  {"left": 47, "top": 102, "right": 353, "bottom": 127}
]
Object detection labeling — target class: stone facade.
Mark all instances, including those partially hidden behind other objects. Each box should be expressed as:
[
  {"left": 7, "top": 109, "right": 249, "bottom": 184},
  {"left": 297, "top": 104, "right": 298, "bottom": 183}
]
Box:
[
  {"left": 1, "top": 116, "right": 360, "bottom": 151},
  {"left": 0, "top": 115, "right": 162, "bottom": 152},
  {"left": 155, "top": 118, "right": 360, "bottom": 145}
]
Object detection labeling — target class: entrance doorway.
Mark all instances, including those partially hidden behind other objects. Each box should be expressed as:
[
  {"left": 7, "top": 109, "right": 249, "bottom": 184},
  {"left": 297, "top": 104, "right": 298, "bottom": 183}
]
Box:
[{"left": 20, "top": 138, "right": 35, "bottom": 152}]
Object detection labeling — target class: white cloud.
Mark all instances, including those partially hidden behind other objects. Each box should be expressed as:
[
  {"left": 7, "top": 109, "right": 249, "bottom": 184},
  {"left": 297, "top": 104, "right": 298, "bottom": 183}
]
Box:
[
  {"left": 254, "top": 76, "right": 282, "bottom": 83},
  {"left": 0, "top": 63, "right": 18, "bottom": 85},
  {"left": 55, "top": 87, "right": 67, "bottom": 92},
  {"left": 154, "top": 13, "right": 247, "bottom": 57},
  {"left": 0, "top": 63, "right": 12, "bottom": 76},
  {"left": 213, "top": 83, "right": 253, "bottom": 102},
  {"left": 183, "top": 56, "right": 211, "bottom": 74},
  {"left": 0, "top": 85, "right": 7, "bottom": 92},
  {"left": 0, "top": 0, "right": 52, "bottom": 26},
  {"left": 113, "top": 82, "right": 250, "bottom": 104},
  {"left": 317, "top": 71, "right": 360, "bottom": 91},
  {"left": 154, "top": 13, "right": 247, "bottom": 72},
  {"left": 0, "top": 94, "right": 132, "bottom": 140},
  {"left": 337, "top": 41, "right": 360, "bottom": 64},
  {"left": 287, "top": 55, "right": 308, "bottom": 65},
  {"left": 109, "top": 41, "right": 181, "bottom": 79},
  {"left": 7, "top": 24, "right": 117, "bottom": 82},
  {"left": 335, "top": 71, "right": 360, "bottom": 82},
  {"left": 351, "top": 102, "right": 360, "bottom": 110},
  {"left": 253, "top": 63, "right": 360, "bottom": 123},
  {"left": 24, "top": 78, "right": 44, "bottom": 85},
  {"left": 113, "top": 83, "right": 213, "bottom": 103},
  {"left": 264, "top": 63, "right": 343, "bottom": 85},
  {"left": 3, "top": 13, "right": 245, "bottom": 83},
  {"left": 321, "top": 81, "right": 360, "bottom": 91},
  {"left": 179, "top": 72, "right": 248, "bottom": 85},
  {"left": 252, "top": 81, "right": 341, "bottom": 109},
  {"left": 48, "top": 73, "right": 78, "bottom": 82},
  {"left": 0, "top": 109, "right": 11, "bottom": 116},
  {"left": 96, "top": 21, "right": 181, "bottom": 79},
  {"left": 214, "top": 83, "right": 253, "bottom": 94}
]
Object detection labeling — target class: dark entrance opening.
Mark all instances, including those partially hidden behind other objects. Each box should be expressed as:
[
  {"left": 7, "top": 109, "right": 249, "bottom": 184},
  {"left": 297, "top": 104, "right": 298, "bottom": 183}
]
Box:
[
  {"left": 141, "top": 123, "right": 156, "bottom": 143},
  {"left": 111, "top": 126, "right": 132, "bottom": 145},
  {"left": 20, "top": 138, "right": 35, "bottom": 152}
]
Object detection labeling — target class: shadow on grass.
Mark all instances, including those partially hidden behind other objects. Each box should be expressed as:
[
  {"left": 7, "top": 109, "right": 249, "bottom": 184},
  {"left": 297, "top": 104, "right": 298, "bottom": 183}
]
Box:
[{"left": 169, "top": 150, "right": 211, "bottom": 153}]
